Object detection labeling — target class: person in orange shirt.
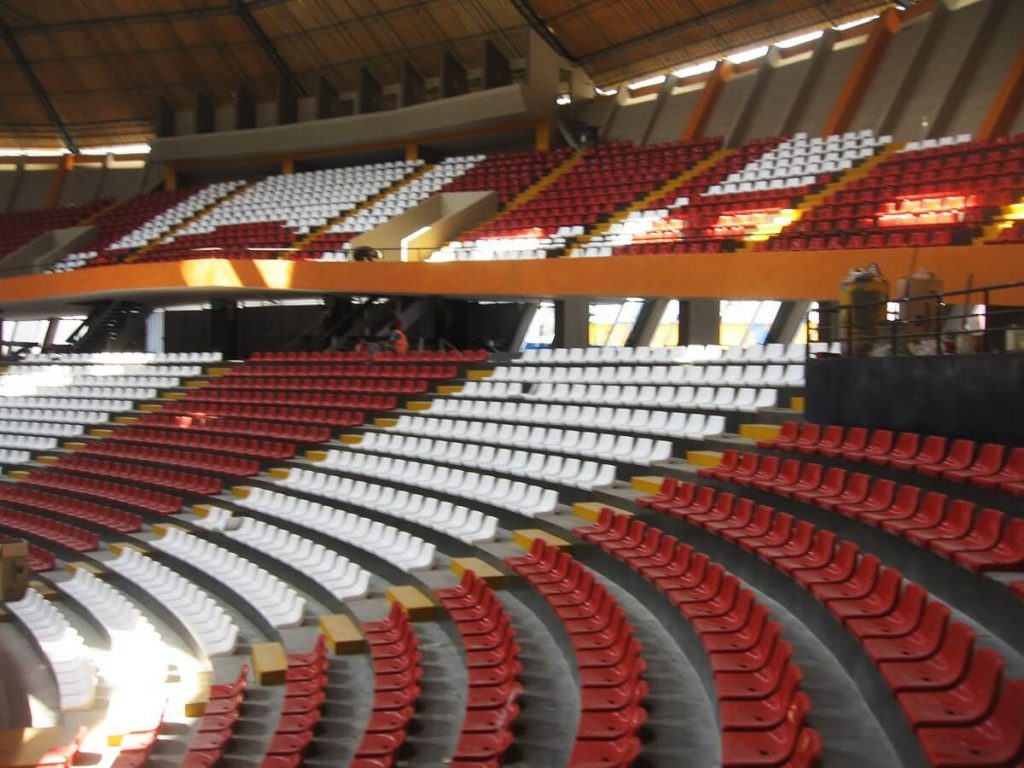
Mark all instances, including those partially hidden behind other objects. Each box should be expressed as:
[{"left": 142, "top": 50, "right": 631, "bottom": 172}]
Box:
[{"left": 388, "top": 323, "right": 409, "bottom": 354}]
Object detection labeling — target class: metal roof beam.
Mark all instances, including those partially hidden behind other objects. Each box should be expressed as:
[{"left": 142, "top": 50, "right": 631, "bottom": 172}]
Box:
[
  {"left": 508, "top": 0, "right": 578, "bottom": 64},
  {"left": 233, "top": 0, "right": 308, "bottom": 98},
  {"left": 0, "top": 19, "right": 77, "bottom": 152}
]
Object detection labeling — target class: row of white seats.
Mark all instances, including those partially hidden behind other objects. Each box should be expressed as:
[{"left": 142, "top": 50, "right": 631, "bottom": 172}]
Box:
[
  {"left": 106, "top": 547, "right": 239, "bottom": 657},
  {"left": 459, "top": 380, "right": 778, "bottom": 412},
  {"left": 152, "top": 527, "right": 305, "bottom": 628},
  {"left": 366, "top": 421, "right": 669, "bottom": 467},
  {"left": 60, "top": 569, "right": 169, "bottom": 699},
  {"left": 900, "top": 134, "right": 973, "bottom": 153},
  {"left": 195, "top": 511, "right": 372, "bottom": 600},
  {"left": 0, "top": 408, "right": 109, "bottom": 425},
  {"left": 489, "top": 363, "right": 804, "bottom": 388},
  {"left": 26, "top": 387, "right": 158, "bottom": 400},
  {"left": 386, "top": 414, "right": 687, "bottom": 455},
  {"left": 428, "top": 246, "right": 564, "bottom": 262},
  {"left": 321, "top": 449, "right": 560, "bottom": 516},
  {"left": 0, "top": 434, "right": 57, "bottom": 450},
  {"left": 351, "top": 432, "right": 622, "bottom": 486},
  {"left": 53, "top": 375, "right": 180, "bottom": 388},
  {"left": 236, "top": 487, "right": 436, "bottom": 571},
  {"left": 108, "top": 181, "right": 244, "bottom": 250},
  {"left": 276, "top": 469, "right": 498, "bottom": 544},
  {"left": 6, "top": 589, "right": 97, "bottom": 710},
  {"left": 0, "top": 448, "right": 31, "bottom": 463},
  {"left": 0, "top": 420, "right": 85, "bottom": 437},
  {"left": 0, "top": 397, "right": 132, "bottom": 412},
  {"left": 516, "top": 342, "right": 836, "bottom": 364},
  {"left": 21, "top": 352, "right": 223, "bottom": 364},
  {"left": 406, "top": 405, "right": 726, "bottom": 440}
]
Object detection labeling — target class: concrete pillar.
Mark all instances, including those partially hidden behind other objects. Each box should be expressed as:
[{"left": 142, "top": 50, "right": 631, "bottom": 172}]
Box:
[
  {"left": 145, "top": 309, "right": 164, "bottom": 354},
  {"left": 680, "top": 299, "right": 720, "bottom": 345},
  {"left": 510, "top": 302, "right": 539, "bottom": 353},
  {"left": 727, "top": 52, "right": 776, "bottom": 148},
  {"left": 641, "top": 76, "right": 680, "bottom": 145},
  {"left": 210, "top": 300, "right": 239, "bottom": 359},
  {"left": 626, "top": 299, "right": 668, "bottom": 346},
  {"left": 780, "top": 31, "right": 836, "bottom": 136},
  {"left": 554, "top": 299, "right": 589, "bottom": 348}
]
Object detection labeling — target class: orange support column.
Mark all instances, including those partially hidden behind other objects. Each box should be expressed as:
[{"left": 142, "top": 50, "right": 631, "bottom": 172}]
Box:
[
  {"left": 405, "top": 143, "right": 419, "bottom": 161},
  {"left": 976, "top": 45, "right": 1024, "bottom": 142},
  {"left": 164, "top": 166, "right": 177, "bottom": 192},
  {"left": 535, "top": 120, "right": 551, "bottom": 151},
  {"left": 281, "top": 158, "right": 295, "bottom": 174},
  {"left": 45, "top": 154, "right": 74, "bottom": 209},
  {"left": 682, "top": 61, "right": 732, "bottom": 141},
  {"left": 823, "top": 10, "right": 900, "bottom": 137}
]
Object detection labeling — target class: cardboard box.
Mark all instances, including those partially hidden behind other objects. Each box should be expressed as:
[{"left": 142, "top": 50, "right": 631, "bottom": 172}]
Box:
[{"left": 0, "top": 538, "right": 29, "bottom": 603}]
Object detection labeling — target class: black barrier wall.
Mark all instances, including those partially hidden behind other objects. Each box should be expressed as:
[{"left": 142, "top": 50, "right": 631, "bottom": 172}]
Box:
[{"left": 806, "top": 354, "right": 1024, "bottom": 445}]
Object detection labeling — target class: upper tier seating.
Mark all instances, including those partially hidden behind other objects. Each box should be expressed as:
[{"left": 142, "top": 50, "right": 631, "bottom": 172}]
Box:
[
  {"left": 48, "top": 187, "right": 202, "bottom": 272},
  {"left": 430, "top": 139, "right": 720, "bottom": 261},
  {"left": 764, "top": 133, "right": 1024, "bottom": 251},
  {"left": 589, "top": 131, "right": 886, "bottom": 256},
  {"left": 437, "top": 147, "right": 573, "bottom": 205},
  {"left": 138, "top": 161, "right": 419, "bottom": 262},
  {"left": 0, "top": 200, "right": 109, "bottom": 259}
]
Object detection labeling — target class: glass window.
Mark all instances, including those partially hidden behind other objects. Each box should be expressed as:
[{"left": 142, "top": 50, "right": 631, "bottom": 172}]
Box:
[
  {"left": 649, "top": 300, "right": 680, "bottom": 347},
  {"left": 590, "top": 299, "right": 643, "bottom": 347},
  {"left": 521, "top": 301, "right": 555, "bottom": 350},
  {"left": 720, "top": 300, "right": 780, "bottom": 346}
]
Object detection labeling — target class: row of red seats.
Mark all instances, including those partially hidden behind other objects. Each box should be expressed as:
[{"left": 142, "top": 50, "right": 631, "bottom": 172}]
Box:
[
  {"left": 353, "top": 605, "right": 421, "bottom": 767},
  {"left": 23, "top": 470, "right": 181, "bottom": 515},
  {"left": 54, "top": 455, "right": 221, "bottom": 495},
  {"left": 0, "top": 506, "right": 99, "bottom": 551},
  {"left": 0, "top": 484, "right": 141, "bottom": 533},
  {"left": 575, "top": 509, "right": 821, "bottom": 766},
  {"left": 249, "top": 349, "right": 487, "bottom": 362},
  {"left": 28, "top": 543, "right": 55, "bottom": 572},
  {"left": 205, "top": 377, "right": 429, "bottom": 394},
  {"left": 136, "top": 413, "right": 331, "bottom": 443},
  {"left": 435, "top": 570, "right": 521, "bottom": 766},
  {"left": 158, "top": 402, "right": 364, "bottom": 429},
  {"left": 81, "top": 441, "right": 259, "bottom": 477},
  {"left": 179, "top": 391, "right": 396, "bottom": 411},
  {"left": 638, "top": 478, "right": 1024, "bottom": 766},
  {"left": 85, "top": 187, "right": 199, "bottom": 266},
  {"left": 109, "top": 426, "right": 295, "bottom": 460},
  {"left": 253, "top": 639, "right": 327, "bottom": 768},
  {"left": 757, "top": 229, "right": 963, "bottom": 251},
  {"left": 441, "top": 148, "right": 573, "bottom": 204},
  {"left": 506, "top": 539, "right": 646, "bottom": 767},
  {"left": 140, "top": 222, "right": 297, "bottom": 261},
  {"left": 181, "top": 664, "right": 249, "bottom": 768},
  {"left": 708, "top": 450, "right": 1024, "bottom": 573},
  {"left": 985, "top": 221, "right": 1024, "bottom": 244},
  {"left": 15, "top": 726, "right": 85, "bottom": 768},
  {"left": 109, "top": 702, "right": 170, "bottom": 768},
  {"left": 762, "top": 422, "right": 1024, "bottom": 496},
  {"left": 230, "top": 364, "right": 458, "bottom": 379},
  {"left": 0, "top": 201, "right": 108, "bottom": 258}
]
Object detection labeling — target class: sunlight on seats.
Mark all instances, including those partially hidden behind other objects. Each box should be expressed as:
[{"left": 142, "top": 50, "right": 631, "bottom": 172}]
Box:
[{"left": 253, "top": 258, "right": 297, "bottom": 289}]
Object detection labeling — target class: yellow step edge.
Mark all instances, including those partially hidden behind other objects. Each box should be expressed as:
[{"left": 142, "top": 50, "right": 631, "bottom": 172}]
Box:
[
  {"left": 185, "top": 380, "right": 210, "bottom": 389},
  {"left": 436, "top": 384, "right": 463, "bottom": 395},
  {"left": 109, "top": 542, "right": 147, "bottom": 556},
  {"left": 319, "top": 614, "right": 367, "bottom": 654},
  {"left": 268, "top": 468, "right": 291, "bottom": 480},
  {"left": 385, "top": 585, "right": 438, "bottom": 621},
  {"left": 29, "top": 580, "right": 58, "bottom": 600},
  {"left": 306, "top": 450, "right": 328, "bottom": 462},
  {"left": 406, "top": 401, "right": 433, "bottom": 411},
  {"left": 65, "top": 561, "right": 105, "bottom": 577},
  {"left": 206, "top": 367, "right": 234, "bottom": 376},
  {"left": 572, "top": 501, "right": 633, "bottom": 522},
  {"left": 465, "top": 370, "right": 494, "bottom": 380},
  {"left": 251, "top": 642, "right": 287, "bottom": 685},
  {"left": 63, "top": 442, "right": 88, "bottom": 451},
  {"left": 89, "top": 428, "right": 114, "bottom": 437},
  {"left": 183, "top": 671, "right": 212, "bottom": 717},
  {"left": 790, "top": 396, "right": 805, "bottom": 413},
  {"left": 35, "top": 455, "right": 60, "bottom": 466},
  {"left": 687, "top": 450, "right": 724, "bottom": 468},
  {"left": 373, "top": 417, "right": 398, "bottom": 428},
  {"left": 739, "top": 424, "right": 782, "bottom": 442},
  {"left": 192, "top": 504, "right": 211, "bottom": 517},
  {"left": 450, "top": 557, "right": 505, "bottom": 587},
  {"left": 630, "top": 476, "right": 666, "bottom": 495},
  {"left": 231, "top": 486, "right": 251, "bottom": 498},
  {"left": 138, "top": 403, "right": 164, "bottom": 413},
  {"left": 339, "top": 434, "right": 363, "bottom": 445},
  {"left": 152, "top": 523, "right": 185, "bottom": 538},
  {"left": 6, "top": 470, "right": 29, "bottom": 480},
  {"left": 162, "top": 392, "right": 188, "bottom": 400},
  {"left": 114, "top": 416, "right": 139, "bottom": 425},
  {"left": 511, "top": 528, "right": 570, "bottom": 552}
]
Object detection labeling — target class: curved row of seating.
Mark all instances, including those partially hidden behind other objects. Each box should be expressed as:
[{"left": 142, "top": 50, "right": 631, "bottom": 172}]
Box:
[
  {"left": 708, "top": 450, "right": 1024, "bottom": 574},
  {"left": 0, "top": 506, "right": 99, "bottom": 550},
  {"left": 235, "top": 486, "right": 436, "bottom": 571},
  {"left": 23, "top": 470, "right": 182, "bottom": 514},
  {"left": 506, "top": 539, "right": 648, "bottom": 766},
  {"left": 515, "top": 342, "right": 835, "bottom": 365},
  {"left": 204, "top": 376, "right": 431, "bottom": 394},
  {"left": 106, "top": 546, "right": 239, "bottom": 656},
  {"left": 0, "top": 396, "right": 133, "bottom": 412},
  {"left": 107, "top": 426, "right": 295, "bottom": 460},
  {"left": 637, "top": 477, "right": 1024, "bottom": 765},
  {"left": 0, "top": 448, "right": 31, "bottom": 464},
  {"left": 491, "top": 363, "right": 805, "bottom": 388},
  {"left": 134, "top": 412, "right": 330, "bottom": 443},
  {"left": 419, "top": 398, "right": 727, "bottom": 440},
  {"left": 276, "top": 469, "right": 499, "bottom": 544},
  {"left": 151, "top": 526, "right": 306, "bottom": 627},
  {"left": 316, "top": 449, "right": 561, "bottom": 515},
  {"left": 435, "top": 570, "right": 521, "bottom": 766},
  {"left": 0, "top": 407, "right": 111, "bottom": 424},
  {"left": 80, "top": 441, "right": 259, "bottom": 477},
  {"left": 0, "top": 420, "right": 87, "bottom": 437},
  {"left": 510, "top": 382, "right": 779, "bottom": 412},
  {"left": 249, "top": 349, "right": 488, "bottom": 362},
  {"left": 0, "top": 484, "right": 141, "bottom": 532},
  {"left": 6, "top": 588, "right": 97, "bottom": 711},
  {"left": 230, "top": 363, "right": 459, "bottom": 379},
  {"left": 195, "top": 511, "right": 372, "bottom": 600},
  {"left": 184, "top": 665, "right": 249, "bottom": 768},
  {"left": 159, "top": 401, "right": 366, "bottom": 428},
  {"left": 175, "top": 391, "right": 396, "bottom": 411},
  {"left": 54, "top": 454, "right": 222, "bottom": 495},
  {"left": 763, "top": 422, "right": 1024, "bottom": 497},
  {"left": 574, "top": 509, "right": 822, "bottom": 766}
]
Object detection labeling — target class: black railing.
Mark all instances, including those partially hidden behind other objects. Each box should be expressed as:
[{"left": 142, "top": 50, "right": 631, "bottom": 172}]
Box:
[{"left": 808, "top": 280, "right": 1024, "bottom": 358}]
